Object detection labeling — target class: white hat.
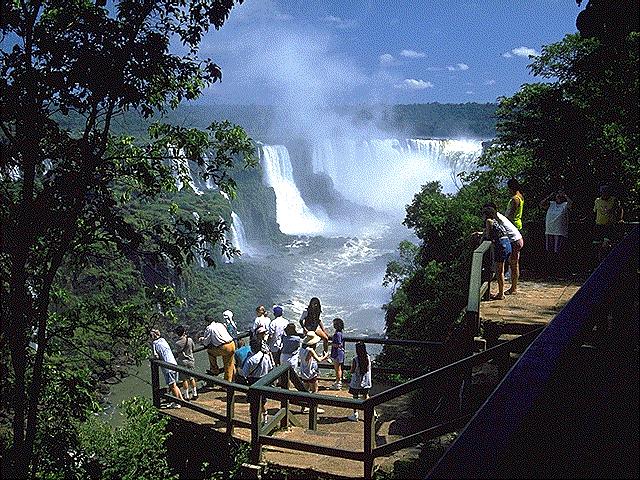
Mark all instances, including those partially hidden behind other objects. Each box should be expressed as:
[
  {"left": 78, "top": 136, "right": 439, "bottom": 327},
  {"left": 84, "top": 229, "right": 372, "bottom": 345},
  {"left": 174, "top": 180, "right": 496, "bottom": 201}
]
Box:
[
  {"left": 302, "top": 331, "right": 321, "bottom": 346},
  {"left": 223, "top": 310, "right": 233, "bottom": 320}
]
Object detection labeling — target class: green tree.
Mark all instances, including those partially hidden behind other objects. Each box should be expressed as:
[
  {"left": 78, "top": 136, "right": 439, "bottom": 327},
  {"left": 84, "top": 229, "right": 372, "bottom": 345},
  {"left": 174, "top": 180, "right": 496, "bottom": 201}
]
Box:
[
  {"left": 0, "top": 1, "right": 255, "bottom": 476},
  {"left": 381, "top": 0, "right": 638, "bottom": 372},
  {"left": 78, "top": 397, "right": 176, "bottom": 480},
  {"left": 483, "top": 19, "right": 639, "bottom": 220}
]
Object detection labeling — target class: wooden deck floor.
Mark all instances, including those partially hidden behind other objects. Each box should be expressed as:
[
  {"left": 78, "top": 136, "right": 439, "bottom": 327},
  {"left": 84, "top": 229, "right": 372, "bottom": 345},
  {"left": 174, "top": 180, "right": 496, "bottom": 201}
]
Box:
[
  {"left": 480, "top": 278, "right": 581, "bottom": 326},
  {"left": 160, "top": 278, "right": 583, "bottom": 478},
  {"left": 162, "top": 377, "right": 407, "bottom": 477}
]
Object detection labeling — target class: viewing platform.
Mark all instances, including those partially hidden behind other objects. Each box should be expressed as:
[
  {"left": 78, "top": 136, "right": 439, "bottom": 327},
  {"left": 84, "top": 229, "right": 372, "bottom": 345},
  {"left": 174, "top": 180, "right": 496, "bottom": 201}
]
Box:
[
  {"left": 163, "top": 376, "right": 419, "bottom": 477},
  {"left": 150, "top": 231, "right": 639, "bottom": 479}
]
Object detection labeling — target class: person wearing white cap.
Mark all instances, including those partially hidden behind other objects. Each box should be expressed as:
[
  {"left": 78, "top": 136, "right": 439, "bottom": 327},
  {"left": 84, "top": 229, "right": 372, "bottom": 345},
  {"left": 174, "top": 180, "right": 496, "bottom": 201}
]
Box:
[{"left": 222, "top": 309, "right": 238, "bottom": 346}]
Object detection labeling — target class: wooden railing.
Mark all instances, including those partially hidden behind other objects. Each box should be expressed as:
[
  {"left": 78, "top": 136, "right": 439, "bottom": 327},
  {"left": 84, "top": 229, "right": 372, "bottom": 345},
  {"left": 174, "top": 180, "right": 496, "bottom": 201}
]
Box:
[
  {"left": 150, "top": 240, "right": 503, "bottom": 479},
  {"left": 150, "top": 330, "right": 252, "bottom": 435},
  {"left": 427, "top": 225, "right": 640, "bottom": 479},
  {"left": 246, "top": 329, "right": 541, "bottom": 479}
]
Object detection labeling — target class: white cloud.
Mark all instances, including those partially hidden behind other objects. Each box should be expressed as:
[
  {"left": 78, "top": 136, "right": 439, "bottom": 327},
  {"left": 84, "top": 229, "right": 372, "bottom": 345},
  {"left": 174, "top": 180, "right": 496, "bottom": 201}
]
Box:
[
  {"left": 400, "top": 49, "right": 426, "bottom": 58},
  {"left": 466, "top": 90, "right": 474, "bottom": 94},
  {"left": 485, "top": 79, "right": 496, "bottom": 85},
  {"left": 503, "top": 46, "right": 539, "bottom": 58},
  {"left": 323, "top": 15, "right": 356, "bottom": 29},
  {"left": 379, "top": 53, "right": 395, "bottom": 66},
  {"left": 394, "top": 78, "right": 434, "bottom": 90},
  {"left": 446, "top": 63, "right": 469, "bottom": 71}
]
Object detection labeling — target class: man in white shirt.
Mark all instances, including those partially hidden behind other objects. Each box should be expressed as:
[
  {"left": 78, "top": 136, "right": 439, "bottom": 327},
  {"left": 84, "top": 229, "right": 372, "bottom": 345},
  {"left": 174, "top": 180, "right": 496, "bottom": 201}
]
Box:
[
  {"left": 267, "top": 305, "right": 289, "bottom": 365},
  {"left": 199, "top": 314, "right": 236, "bottom": 382}
]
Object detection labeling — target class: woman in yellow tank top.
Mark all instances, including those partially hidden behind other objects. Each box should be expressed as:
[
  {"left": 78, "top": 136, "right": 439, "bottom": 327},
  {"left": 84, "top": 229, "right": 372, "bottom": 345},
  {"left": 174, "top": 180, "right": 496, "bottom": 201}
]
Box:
[{"left": 506, "top": 178, "right": 524, "bottom": 230}]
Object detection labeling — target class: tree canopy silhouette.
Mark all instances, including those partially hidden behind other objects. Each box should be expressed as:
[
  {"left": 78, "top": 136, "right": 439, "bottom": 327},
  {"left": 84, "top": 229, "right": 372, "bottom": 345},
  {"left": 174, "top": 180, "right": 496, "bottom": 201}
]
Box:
[{"left": 0, "top": 1, "right": 254, "bottom": 476}]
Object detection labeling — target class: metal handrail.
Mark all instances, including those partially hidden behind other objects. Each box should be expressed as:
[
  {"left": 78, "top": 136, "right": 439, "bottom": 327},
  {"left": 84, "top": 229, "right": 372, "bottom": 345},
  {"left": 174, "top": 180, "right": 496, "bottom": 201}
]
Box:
[
  {"left": 427, "top": 226, "right": 639, "bottom": 479},
  {"left": 367, "top": 328, "right": 541, "bottom": 407},
  {"left": 150, "top": 241, "right": 503, "bottom": 479},
  {"left": 467, "top": 240, "right": 493, "bottom": 315}
]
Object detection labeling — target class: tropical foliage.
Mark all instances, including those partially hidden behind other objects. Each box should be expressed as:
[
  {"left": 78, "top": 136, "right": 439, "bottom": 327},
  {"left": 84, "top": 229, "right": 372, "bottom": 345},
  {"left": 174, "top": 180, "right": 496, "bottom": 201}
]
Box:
[
  {"left": 0, "top": 0, "right": 254, "bottom": 477},
  {"left": 380, "top": 1, "right": 639, "bottom": 370}
]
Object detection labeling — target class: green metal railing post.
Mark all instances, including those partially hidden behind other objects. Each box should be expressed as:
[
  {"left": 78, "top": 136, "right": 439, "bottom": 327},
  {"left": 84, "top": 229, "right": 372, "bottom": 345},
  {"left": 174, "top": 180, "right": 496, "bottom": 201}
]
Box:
[
  {"left": 280, "top": 368, "right": 290, "bottom": 430},
  {"left": 363, "top": 402, "right": 376, "bottom": 479},
  {"left": 150, "top": 359, "right": 161, "bottom": 408},
  {"left": 248, "top": 388, "right": 262, "bottom": 464},
  {"left": 226, "top": 385, "right": 235, "bottom": 435}
]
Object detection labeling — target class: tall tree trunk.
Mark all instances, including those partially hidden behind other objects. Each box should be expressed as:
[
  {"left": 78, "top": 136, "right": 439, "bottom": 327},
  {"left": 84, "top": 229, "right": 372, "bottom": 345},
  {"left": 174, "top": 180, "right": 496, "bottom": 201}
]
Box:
[{"left": 7, "top": 265, "right": 32, "bottom": 478}]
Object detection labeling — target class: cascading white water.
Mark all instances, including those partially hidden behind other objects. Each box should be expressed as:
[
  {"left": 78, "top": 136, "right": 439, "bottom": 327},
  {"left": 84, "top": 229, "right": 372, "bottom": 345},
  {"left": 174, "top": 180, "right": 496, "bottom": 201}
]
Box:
[
  {"left": 229, "top": 212, "right": 253, "bottom": 257},
  {"left": 191, "top": 212, "right": 207, "bottom": 268},
  {"left": 172, "top": 149, "right": 204, "bottom": 196},
  {"left": 260, "top": 145, "right": 323, "bottom": 235},
  {"left": 311, "top": 138, "right": 482, "bottom": 212}
]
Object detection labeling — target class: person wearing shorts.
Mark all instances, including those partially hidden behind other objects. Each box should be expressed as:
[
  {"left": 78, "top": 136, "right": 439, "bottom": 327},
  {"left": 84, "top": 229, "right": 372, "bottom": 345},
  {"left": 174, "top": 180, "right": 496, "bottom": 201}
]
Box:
[
  {"left": 347, "top": 341, "right": 375, "bottom": 421},
  {"left": 151, "top": 329, "right": 184, "bottom": 408},
  {"left": 174, "top": 325, "right": 198, "bottom": 400},
  {"left": 299, "top": 331, "right": 330, "bottom": 413},
  {"left": 329, "top": 318, "right": 345, "bottom": 390},
  {"left": 481, "top": 204, "right": 512, "bottom": 300},
  {"left": 497, "top": 210, "right": 523, "bottom": 294},
  {"left": 299, "top": 297, "right": 330, "bottom": 353}
]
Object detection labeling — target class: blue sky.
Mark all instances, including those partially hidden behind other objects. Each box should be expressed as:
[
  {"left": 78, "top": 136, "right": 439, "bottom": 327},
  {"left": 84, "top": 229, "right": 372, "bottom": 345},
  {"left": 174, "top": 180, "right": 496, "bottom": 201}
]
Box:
[{"left": 196, "top": 0, "right": 584, "bottom": 105}]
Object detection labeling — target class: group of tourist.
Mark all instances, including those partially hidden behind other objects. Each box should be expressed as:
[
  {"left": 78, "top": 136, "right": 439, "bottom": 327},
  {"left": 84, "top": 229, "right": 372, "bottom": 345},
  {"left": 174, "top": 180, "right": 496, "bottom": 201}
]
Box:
[
  {"left": 150, "top": 180, "right": 625, "bottom": 417},
  {"left": 150, "top": 297, "right": 373, "bottom": 422},
  {"left": 479, "top": 179, "right": 624, "bottom": 300}
]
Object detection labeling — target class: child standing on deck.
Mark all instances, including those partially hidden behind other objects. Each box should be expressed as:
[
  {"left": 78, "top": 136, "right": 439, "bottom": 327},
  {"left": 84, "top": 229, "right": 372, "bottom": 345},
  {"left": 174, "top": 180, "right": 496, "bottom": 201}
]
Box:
[
  {"left": 347, "top": 341, "right": 375, "bottom": 421},
  {"left": 299, "top": 331, "right": 330, "bottom": 413},
  {"left": 329, "top": 318, "right": 345, "bottom": 390}
]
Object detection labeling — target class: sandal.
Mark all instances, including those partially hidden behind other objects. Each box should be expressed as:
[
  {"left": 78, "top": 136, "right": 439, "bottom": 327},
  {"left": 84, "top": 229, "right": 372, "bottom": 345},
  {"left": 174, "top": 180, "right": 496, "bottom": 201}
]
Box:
[
  {"left": 489, "top": 294, "right": 505, "bottom": 300},
  {"left": 505, "top": 289, "right": 517, "bottom": 295}
]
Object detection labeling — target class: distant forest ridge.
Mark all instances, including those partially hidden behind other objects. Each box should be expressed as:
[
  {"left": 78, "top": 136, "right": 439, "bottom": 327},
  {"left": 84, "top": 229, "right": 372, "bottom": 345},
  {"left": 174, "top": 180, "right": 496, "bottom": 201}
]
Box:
[{"left": 104, "top": 103, "right": 497, "bottom": 142}]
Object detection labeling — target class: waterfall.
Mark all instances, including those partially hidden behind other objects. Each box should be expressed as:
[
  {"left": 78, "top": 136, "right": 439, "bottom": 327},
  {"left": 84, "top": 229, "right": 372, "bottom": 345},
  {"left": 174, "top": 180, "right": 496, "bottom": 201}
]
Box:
[
  {"left": 260, "top": 145, "right": 323, "bottom": 235},
  {"left": 172, "top": 149, "right": 204, "bottom": 196},
  {"left": 191, "top": 212, "right": 208, "bottom": 268},
  {"left": 229, "top": 212, "right": 252, "bottom": 257},
  {"left": 311, "top": 138, "right": 482, "bottom": 212}
]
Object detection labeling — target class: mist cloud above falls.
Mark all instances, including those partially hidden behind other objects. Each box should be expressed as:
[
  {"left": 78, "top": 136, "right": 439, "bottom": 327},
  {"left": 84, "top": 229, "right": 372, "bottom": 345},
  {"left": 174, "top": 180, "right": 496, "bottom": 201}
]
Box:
[{"left": 199, "top": 5, "right": 397, "bottom": 141}]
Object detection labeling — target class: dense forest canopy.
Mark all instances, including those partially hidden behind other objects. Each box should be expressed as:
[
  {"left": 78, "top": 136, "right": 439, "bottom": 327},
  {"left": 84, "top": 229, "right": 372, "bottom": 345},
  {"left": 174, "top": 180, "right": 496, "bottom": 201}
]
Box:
[{"left": 96, "top": 102, "right": 498, "bottom": 143}]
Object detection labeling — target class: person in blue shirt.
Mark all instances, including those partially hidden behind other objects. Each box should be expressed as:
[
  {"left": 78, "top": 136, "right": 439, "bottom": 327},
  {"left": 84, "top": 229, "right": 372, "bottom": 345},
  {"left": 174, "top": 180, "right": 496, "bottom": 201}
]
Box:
[
  {"left": 234, "top": 339, "right": 252, "bottom": 385},
  {"left": 280, "top": 322, "right": 302, "bottom": 373}
]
